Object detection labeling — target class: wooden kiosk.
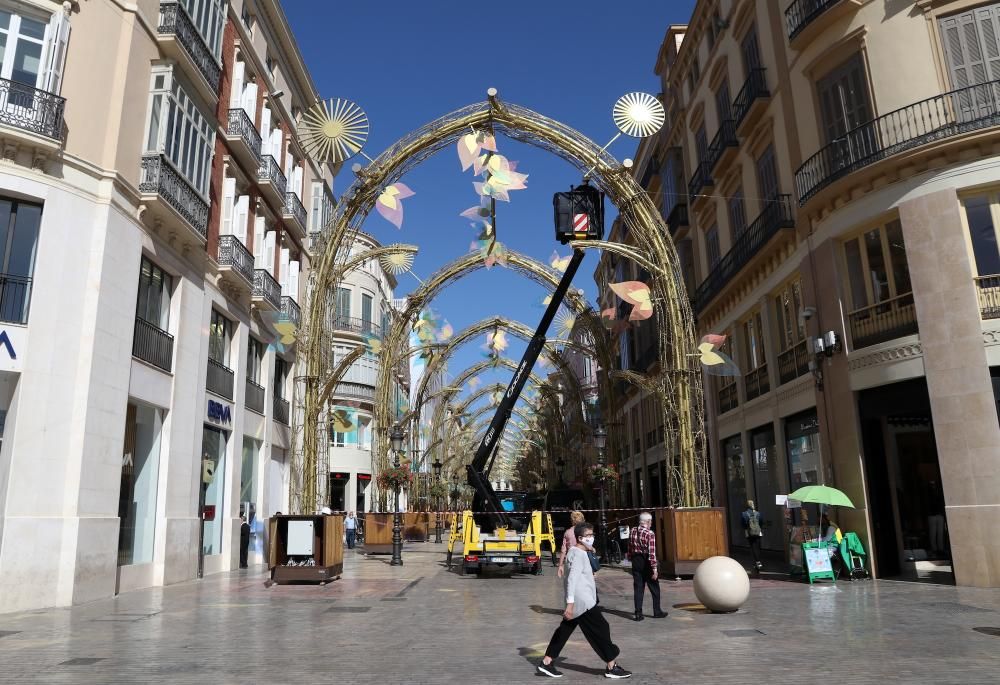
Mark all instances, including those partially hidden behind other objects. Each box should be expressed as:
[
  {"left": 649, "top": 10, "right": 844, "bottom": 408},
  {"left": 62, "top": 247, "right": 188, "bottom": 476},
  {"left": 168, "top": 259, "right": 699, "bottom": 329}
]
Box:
[
  {"left": 655, "top": 507, "right": 728, "bottom": 576},
  {"left": 267, "top": 514, "right": 344, "bottom": 584}
]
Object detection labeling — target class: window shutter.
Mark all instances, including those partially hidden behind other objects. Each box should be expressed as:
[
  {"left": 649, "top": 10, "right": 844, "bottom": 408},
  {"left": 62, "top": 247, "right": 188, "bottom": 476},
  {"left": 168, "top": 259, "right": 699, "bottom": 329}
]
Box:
[
  {"left": 279, "top": 247, "right": 290, "bottom": 292},
  {"left": 253, "top": 216, "right": 266, "bottom": 266},
  {"left": 289, "top": 260, "right": 299, "bottom": 301},
  {"left": 43, "top": 9, "right": 71, "bottom": 94},
  {"left": 242, "top": 81, "right": 257, "bottom": 121},
  {"left": 259, "top": 106, "right": 272, "bottom": 156},
  {"left": 270, "top": 129, "right": 282, "bottom": 163},
  {"left": 741, "top": 25, "right": 761, "bottom": 74},
  {"left": 230, "top": 60, "right": 245, "bottom": 109},
  {"left": 221, "top": 177, "right": 236, "bottom": 235},
  {"left": 715, "top": 80, "right": 731, "bottom": 122},
  {"left": 234, "top": 195, "right": 249, "bottom": 244},
  {"left": 974, "top": 6, "right": 1000, "bottom": 81},
  {"left": 265, "top": 230, "right": 276, "bottom": 273},
  {"left": 292, "top": 165, "right": 303, "bottom": 198}
]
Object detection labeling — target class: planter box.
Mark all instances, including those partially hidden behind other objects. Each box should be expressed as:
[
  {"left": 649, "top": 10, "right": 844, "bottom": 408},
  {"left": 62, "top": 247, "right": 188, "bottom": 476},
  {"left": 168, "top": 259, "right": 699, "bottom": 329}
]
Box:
[
  {"left": 267, "top": 514, "right": 344, "bottom": 584},
  {"left": 655, "top": 507, "right": 728, "bottom": 577},
  {"left": 363, "top": 513, "right": 394, "bottom": 554}
]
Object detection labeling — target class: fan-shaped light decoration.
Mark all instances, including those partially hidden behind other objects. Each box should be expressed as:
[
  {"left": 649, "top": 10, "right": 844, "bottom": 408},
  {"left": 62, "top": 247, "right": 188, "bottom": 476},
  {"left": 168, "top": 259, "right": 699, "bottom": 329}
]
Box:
[
  {"left": 379, "top": 249, "right": 415, "bottom": 276},
  {"left": 300, "top": 98, "right": 369, "bottom": 164},
  {"left": 612, "top": 92, "right": 665, "bottom": 138},
  {"left": 609, "top": 281, "right": 654, "bottom": 321},
  {"left": 697, "top": 334, "right": 741, "bottom": 377},
  {"left": 468, "top": 377, "right": 482, "bottom": 390},
  {"left": 555, "top": 309, "right": 576, "bottom": 338}
]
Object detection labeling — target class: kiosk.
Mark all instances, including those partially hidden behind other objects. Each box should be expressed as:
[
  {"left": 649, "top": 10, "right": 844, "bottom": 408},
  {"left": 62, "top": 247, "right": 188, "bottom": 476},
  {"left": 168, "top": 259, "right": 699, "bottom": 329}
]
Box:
[{"left": 267, "top": 514, "right": 344, "bottom": 584}]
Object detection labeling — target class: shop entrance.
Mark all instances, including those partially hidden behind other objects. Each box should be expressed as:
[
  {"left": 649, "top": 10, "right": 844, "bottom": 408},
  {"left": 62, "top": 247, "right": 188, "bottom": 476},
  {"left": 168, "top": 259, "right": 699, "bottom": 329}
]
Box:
[
  {"left": 859, "top": 379, "right": 953, "bottom": 583},
  {"left": 329, "top": 472, "right": 349, "bottom": 511},
  {"left": 357, "top": 474, "right": 370, "bottom": 512}
]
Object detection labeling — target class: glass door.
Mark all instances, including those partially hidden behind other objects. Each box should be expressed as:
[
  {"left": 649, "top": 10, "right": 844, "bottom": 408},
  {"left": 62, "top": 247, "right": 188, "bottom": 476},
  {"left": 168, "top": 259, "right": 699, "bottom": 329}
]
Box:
[
  {"left": 750, "top": 425, "right": 782, "bottom": 551},
  {"left": 199, "top": 425, "right": 227, "bottom": 576}
]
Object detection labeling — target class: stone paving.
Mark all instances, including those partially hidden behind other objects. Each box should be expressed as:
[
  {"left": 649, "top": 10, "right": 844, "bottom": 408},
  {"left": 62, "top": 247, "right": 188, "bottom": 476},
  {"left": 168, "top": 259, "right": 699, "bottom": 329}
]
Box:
[{"left": 1, "top": 543, "right": 1000, "bottom": 684}]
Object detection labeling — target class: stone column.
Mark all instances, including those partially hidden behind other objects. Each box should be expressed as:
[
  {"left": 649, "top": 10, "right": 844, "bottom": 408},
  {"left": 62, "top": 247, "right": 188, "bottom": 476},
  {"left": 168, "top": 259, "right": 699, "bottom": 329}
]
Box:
[{"left": 898, "top": 187, "right": 1000, "bottom": 588}]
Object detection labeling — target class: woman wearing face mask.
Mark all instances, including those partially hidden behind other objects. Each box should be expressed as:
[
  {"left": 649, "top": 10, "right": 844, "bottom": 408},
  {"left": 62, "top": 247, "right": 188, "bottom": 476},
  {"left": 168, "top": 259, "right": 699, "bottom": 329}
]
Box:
[{"left": 537, "top": 523, "right": 632, "bottom": 679}]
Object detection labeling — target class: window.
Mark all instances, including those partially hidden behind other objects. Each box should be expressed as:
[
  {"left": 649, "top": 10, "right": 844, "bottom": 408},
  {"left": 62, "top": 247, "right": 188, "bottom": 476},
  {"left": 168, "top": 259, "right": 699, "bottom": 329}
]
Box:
[
  {"left": 208, "top": 309, "right": 232, "bottom": 365},
  {"left": 715, "top": 79, "right": 731, "bottom": 123},
  {"left": 0, "top": 7, "right": 70, "bottom": 95},
  {"left": 705, "top": 225, "right": 721, "bottom": 270},
  {"left": 755, "top": 144, "right": 779, "bottom": 203},
  {"left": 842, "top": 219, "right": 912, "bottom": 311},
  {"left": 335, "top": 287, "right": 351, "bottom": 323},
  {"left": 144, "top": 68, "right": 215, "bottom": 197},
  {"left": 773, "top": 279, "right": 805, "bottom": 352},
  {"left": 741, "top": 24, "right": 762, "bottom": 75},
  {"left": 963, "top": 195, "right": 1000, "bottom": 276},
  {"left": 817, "top": 54, "right": 871, "bottom": 143},
  {"left": 361, "top": 293, "right": 373, "bottom": 333},
  {"left": 274, "top": 357, "right": 288, "bottom": 399},
  {"left": 939, "top": 5, "right": 1000, "bottom": 92},
  {"left": 265, "top": 53, "right": 276, "bottom": 76},
  {"left": 240, "top": 2, "right": 254, "bottom": 32},
  {"left": 708, "top": 8, "right": 721, "bottom": 48},
  {"left": 136, "top": 256, "right": 171, "bottom": 330},
  {"left": 743, "top": 309, "right": 765, "bottom": 371},
  {"left": 178, "top": 0, "right": 225, "bottom": 57},
  {"left": 727, "top": 188, "right": 747, "bottom": 239},
  {"left": 310, "top": 181, "right": 323, "bottom": 231},
  {"left": 247, "top": 336, "right": 263, "bottom": 382},
  {"left": 695, "top": 124, "right": 708, "bottom": 161},
  {"left": 0, "top": 197, "right": 40, "bottom": 324},
  {"left": 661, "top": 149, "right": 684, "bottom": 217},
  {"left": 118, "top": 403, "right": 163, "bottom": 565}
]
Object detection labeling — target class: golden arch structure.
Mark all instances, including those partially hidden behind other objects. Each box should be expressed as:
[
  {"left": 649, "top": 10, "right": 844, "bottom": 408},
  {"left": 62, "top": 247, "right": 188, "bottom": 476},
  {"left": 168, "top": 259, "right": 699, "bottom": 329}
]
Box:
[{"left": 301, "top": 92, "right": 708, "bottom": 513}]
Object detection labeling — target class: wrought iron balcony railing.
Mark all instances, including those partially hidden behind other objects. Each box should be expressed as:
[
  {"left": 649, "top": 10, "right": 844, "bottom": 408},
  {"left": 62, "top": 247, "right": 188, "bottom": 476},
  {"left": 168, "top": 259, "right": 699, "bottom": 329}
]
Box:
[
  {"left": 273, "top": 395, "right": 290, "bottom": 425},
  {"left": 718, "top": 382, "right": 738, "bottom": 414},
  {"left": 693, "top": 195, "right": 795, "bottom": 312},
  {"left": 744, "top": 364, "right": 770, "bottom": 401},
  {"left": 732, "top": 68, "right": 769, "bottom": 130},
  {"left": 666, "top": 202, "right": 689, "bottom": 235},
  {"left": 975, "top": 274, "right": 1000, "bottom": 320},
  {"left": 796, "top": 79, "right": 1000, "bottom": 206},
  {"left": 687, "top": 160, "right": 714, "bottom": 201},
  {"left": 777, "top": 339, "right": 810, "bottom": 386},
  {"left": 284, "top": 192, "right": 307, "bottom": 229},
  {"left": 0, "top": 273, "right": 31, "bottom": 324},
  {"left": 0, "top": 77, "right": 65, "bottom": 141},
  {"left": 226, "top": 108, "right": 261, "bottom": 159},
  {"left": 785, "top": 0, "right": 842, "bottom": 41},
  {"left": 139, "top": 154, "right": 209, "bottom": 239},
  {"left": 207, "top": 357, "right": 234, "bottom": 400},
  {"left": 252, "top": 268, "right": 281, "bottom": 310},
  {"left": 133, "top": 316, "right": 174, "bottom": 372},
  {"left": 258, "top": 154, "right": 287, "bottom": 197},
  {"left": 280, "top": 295, "right": 301, "bottom": 327},
  {"left": 218, "top": 235, "right": 253, "bottom": 283},
  {"left": 847, "top": 291, "right": 918, "bottom": 349},
  {"left": 245, "top": 377, "right": 265, "bottom": 414},
  {"left": 157, "top": 2, "right": 221, "bottom": 90},
  {"left": 706, "top": 119, "right": 739, "bottom": 172},
  {"left": 331, "top": 315, "right": 383, "bottom": 338},
  {"left": 331, "top": 382, "right": 376, "bottom": 402}
]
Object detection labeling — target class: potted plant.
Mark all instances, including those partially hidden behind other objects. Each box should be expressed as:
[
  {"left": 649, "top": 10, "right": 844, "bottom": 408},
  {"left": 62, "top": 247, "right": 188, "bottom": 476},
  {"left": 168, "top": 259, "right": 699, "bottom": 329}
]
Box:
[
  {"left": 428, "top": 482, "right": 450, "bottom": 500},
  {"left": 587, "top": 464, "right": 620, "bottom": 483},
  {"left": 377, "top": 466, "right": 413, "bottom": 491}
]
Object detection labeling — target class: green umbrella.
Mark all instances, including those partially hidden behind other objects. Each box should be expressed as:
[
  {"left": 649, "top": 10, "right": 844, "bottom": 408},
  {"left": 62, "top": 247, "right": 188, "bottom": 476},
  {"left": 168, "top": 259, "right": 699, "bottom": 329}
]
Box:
[{"left": 787, "top": 485, "right": 855, "bottom": 508}]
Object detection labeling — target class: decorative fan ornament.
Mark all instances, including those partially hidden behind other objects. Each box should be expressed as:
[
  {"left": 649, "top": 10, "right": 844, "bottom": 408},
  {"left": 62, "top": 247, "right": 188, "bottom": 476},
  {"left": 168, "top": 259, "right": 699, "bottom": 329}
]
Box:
[
  {"left": 379, "top": 249, "right": 415, "bottom": 275},
  {"left": 609, "top": 281, "right": 654, "bottom": 321},
  {"left": 612, "top": 92, "right": 666, "bottom": 138},
  {"left": 300, "top": 98, "right": 370, "bottom": 164}
]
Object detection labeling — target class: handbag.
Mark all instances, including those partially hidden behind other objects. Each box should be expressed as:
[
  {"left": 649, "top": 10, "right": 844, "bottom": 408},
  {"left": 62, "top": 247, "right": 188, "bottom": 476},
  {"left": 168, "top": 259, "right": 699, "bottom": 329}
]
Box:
[{"left": 587, "top": 549, "right": 600, "bottom": 573}]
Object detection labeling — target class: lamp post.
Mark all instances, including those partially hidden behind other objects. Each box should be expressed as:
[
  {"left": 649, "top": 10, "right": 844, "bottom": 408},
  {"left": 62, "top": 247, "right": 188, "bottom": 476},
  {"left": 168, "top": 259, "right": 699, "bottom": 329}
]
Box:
[
  {"left": 432, "top": 458, "right": 443, "bottom": 543},
  {"left": 450, "top": 473, "right": 460, "bottom": 511},
  {"left": 593, "top": 425, "right": 608, "bottom": 559},
  {"left": 390, "top": 425, "right": 405, "bottom": 567}
]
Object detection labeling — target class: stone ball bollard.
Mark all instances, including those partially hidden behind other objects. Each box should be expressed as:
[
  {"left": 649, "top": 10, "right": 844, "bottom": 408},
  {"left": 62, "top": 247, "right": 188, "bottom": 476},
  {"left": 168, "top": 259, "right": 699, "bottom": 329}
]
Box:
[{"left": 693, "top": 556, "right": 750, "bottom": 613}]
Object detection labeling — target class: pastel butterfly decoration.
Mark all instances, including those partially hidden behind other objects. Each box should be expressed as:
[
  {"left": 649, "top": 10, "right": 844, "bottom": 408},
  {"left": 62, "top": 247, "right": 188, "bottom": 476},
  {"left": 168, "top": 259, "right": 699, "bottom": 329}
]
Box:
[
  {"left": 608, "top": 281, "right": 654, "bottom": 321},
  {"left": 697, "top": 334, "right": 741, "bottom": 376},
  {"left": 375, "top": 183, "right": 415, "bottom": 229},
  {"left": 330, "top": 408, "right": 356, "bottom": 433},
  {"left": 457, "top": 131, "right": 497, "bottom": 171},
  {"left": 550, "top": 251, "right": 571, "bottom": 273},
  {"left": 362, "top": 333, "right": 382, "bottom": 355}
]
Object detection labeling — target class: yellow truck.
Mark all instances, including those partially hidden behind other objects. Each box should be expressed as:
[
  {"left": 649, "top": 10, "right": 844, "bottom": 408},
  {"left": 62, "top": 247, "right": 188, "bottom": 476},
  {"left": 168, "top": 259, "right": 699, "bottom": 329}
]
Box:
[{"left": 447, "top": 510, "right": 557, "bottom": 576}]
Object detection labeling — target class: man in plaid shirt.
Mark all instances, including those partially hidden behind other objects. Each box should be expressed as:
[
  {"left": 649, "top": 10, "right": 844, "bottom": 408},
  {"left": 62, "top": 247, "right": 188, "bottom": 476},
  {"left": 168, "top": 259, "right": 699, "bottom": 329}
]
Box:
[{"left": 628, "top": 512, "right": 666, "bottom": 621}]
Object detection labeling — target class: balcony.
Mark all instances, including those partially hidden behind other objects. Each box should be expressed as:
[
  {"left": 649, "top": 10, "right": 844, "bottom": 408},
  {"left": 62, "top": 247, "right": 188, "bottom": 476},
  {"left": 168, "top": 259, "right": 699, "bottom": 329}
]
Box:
[
  {"left": 732, "top": 68, "right": 769, "bottom": 134},
  {"left": 217, "top": 234, "right": 254, "bottom": 288},
  {"left": 139, "top": 154, "right": 208, "bottom": 244},
  {"left": 156, "top": 2, "right": 221, "bottom": 104},
  {"left": 666, "top": 202, "right": 689, "bottom": 237},
  {"left": 706, "top": 119, "right": 739, "bottom": 174},
  {"left": 132, "top": 317, "right": 174, "bottom": 372},
  {"left": 777, "top": 339, "right": 810, "bottom": 385},
  {"left": 0, "top": 274, "right": 31, "bottom": 324},
  {"left": 975, "top": 275, "right": 1000, "bottom": 320},
  {"left": 257, "top": 155, "right": 287, "bottom": 208},
  {"left": 225, "top": 109, "right": 261, "bottom": 172},
  {"left": 744, "top": 365, "right": 770, "bottom": 401},
  {"left": 0, "top": 77, "right": 65, "bottom": 152},
  {"left": 718, "top": 382, "right": 738, "bottom": 414},
  {"left": 848, "top": 292, "right": 918, "bottom": 349},
  {"left": 207, "top": 357, "right": 234, "bottom": 400},
  {"left": 245, "top": 377, "right": 265, "bottom": 414},
  {"left": 252, "top": 269, "right": 281, "bottom": 311},
  {"left": 687, "top": 160, "right": 714, "bottom": 207},
  {"left": 273, "top": 395, "right": 290, "bottom": 425},
  {"left": 332, "top": 315, "right": 383, "bottom": 338},
  {"left": 693, "top": 195, "right": 795, "bottom": 313},
  {"left": 785, "top": 0, "right": 860, "bottom": 49},
  {"left": 282, "top": 191, "right": 307, "bottom": 240},
  {"left": 333, "top": 382, "right": 376, "bottom": 403},
  {"left": 280, "top": 295, "right": 301, "bottom": 328},
  {"left": 796, "top": 79, "right": 1000, "bottom": 207}
]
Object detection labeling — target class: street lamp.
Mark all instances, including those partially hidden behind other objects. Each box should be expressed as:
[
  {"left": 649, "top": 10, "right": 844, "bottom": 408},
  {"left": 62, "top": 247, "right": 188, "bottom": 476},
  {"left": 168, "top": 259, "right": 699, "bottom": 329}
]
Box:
[
  {"left": 432, "top": 458, "right": 443, "bottom": 543},
  {"left": 390, "top": 424, "right": 405, "bottom": 567},
  {"left": 593, "top": 425, "right": 608, "bottom": 559}
]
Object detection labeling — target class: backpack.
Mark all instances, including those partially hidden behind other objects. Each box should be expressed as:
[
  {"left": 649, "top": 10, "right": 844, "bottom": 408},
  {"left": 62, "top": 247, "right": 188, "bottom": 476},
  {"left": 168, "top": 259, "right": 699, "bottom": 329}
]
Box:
[{"left": 747, "top": 511, "right": 762, "bottom": 537}]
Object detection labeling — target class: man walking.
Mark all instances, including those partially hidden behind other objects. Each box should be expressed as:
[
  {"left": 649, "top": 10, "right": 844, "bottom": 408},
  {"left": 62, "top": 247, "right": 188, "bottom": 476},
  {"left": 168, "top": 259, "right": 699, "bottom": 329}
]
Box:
[
  {"left": 627, "top": 512, "right": 665, "bottom": 621},
  {"left": 741, "top": 500, "right": 764, "bottom": 573},
  {"left": 345, "top": 511, "right": 358, "bottom": 549}
]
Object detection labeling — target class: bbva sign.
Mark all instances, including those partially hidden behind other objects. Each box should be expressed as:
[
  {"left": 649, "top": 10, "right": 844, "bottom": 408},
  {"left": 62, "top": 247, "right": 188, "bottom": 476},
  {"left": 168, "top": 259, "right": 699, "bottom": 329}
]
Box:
[{"left": 207, "top": 399, "right": 232, "bottom": 424}]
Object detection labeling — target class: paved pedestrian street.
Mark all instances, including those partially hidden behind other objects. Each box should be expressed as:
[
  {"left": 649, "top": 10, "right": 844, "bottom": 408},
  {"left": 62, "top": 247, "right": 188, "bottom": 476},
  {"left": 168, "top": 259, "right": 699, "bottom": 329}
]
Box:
[{"left": 1, "top": 545, "right": 999, "bottom": 684}]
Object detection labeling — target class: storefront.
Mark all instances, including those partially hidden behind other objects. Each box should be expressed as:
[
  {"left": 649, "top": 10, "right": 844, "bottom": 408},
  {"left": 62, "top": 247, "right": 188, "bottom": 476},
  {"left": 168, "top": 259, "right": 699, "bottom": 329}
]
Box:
[
  {"left": 722, "top": 435, "right": 746, "bottom": 549},
  {"left": 200, "top": 395, "right": 231, "bottom": 576},
  {"left": 118, "top": 402, "right": 163, "bottom": 568}
]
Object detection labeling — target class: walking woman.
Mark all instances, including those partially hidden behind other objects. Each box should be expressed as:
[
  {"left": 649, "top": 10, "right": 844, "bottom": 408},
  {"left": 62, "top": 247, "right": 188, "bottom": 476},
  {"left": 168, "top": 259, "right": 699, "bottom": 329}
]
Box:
[{"left": 537, "top": 522, "right": 632, "bottom": 679}]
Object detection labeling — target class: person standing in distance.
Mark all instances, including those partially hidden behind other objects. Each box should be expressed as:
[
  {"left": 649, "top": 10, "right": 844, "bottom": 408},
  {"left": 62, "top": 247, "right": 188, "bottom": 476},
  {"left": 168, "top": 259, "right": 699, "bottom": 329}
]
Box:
[
  {"left": 537, "top": 523, "right": 632, "bottom": 679},
  {"left": 741, "top": 500, "right": 764, "bottom": 573},
  {"left": 345, "top": 511, "right": 358, "bottom": 550},
  {"left": 557, "top": 510, "right": 586, "bottom": 578},
  {"left": 627, "top": 512, "right": 666, "bottom": 621}
]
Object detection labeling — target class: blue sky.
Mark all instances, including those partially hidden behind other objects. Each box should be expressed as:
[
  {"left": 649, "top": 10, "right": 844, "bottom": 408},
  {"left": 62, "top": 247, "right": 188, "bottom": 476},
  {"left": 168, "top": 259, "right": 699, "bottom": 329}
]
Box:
[{"left": 283, "top": 1, "right": 696, "bottom": 422}]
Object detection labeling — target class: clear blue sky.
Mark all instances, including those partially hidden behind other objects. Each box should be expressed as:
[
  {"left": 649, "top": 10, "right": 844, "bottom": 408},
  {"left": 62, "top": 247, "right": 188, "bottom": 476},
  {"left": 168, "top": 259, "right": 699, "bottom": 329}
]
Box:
[{"left": 283, "top": 1, "right": 697, "bottom": 423}]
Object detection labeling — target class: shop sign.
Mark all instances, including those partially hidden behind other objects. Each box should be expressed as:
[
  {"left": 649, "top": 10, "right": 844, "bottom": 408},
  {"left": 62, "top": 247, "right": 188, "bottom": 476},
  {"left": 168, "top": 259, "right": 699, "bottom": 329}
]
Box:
[
  {"left": 207, "top": 399, "right": 232, "bottom": 424},
  {"left": 331, "top": 471, "right": 350, "bottom": 481}
]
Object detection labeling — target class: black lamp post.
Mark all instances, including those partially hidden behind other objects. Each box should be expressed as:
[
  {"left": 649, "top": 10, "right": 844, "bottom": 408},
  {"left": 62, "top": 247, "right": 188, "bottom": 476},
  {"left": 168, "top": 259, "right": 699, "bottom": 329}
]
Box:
[
  {"left": 450, "top": 473, "right": 460, "bottom": 511},
  {"left": 432, "top": 458, "right": 443, "bottom": 543},
  {"left": 593, "top": 425, "right": 608, "bottom": 559},
  {"left": 390, "top": 425, "right": 405, "bottom": 566}
]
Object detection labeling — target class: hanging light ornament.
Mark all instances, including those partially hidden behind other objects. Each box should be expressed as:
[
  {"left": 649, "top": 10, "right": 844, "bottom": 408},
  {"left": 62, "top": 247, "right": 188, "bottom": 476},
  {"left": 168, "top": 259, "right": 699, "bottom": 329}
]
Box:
[{"left": 300, "top": 98, "right": 370, "bottom": 164}]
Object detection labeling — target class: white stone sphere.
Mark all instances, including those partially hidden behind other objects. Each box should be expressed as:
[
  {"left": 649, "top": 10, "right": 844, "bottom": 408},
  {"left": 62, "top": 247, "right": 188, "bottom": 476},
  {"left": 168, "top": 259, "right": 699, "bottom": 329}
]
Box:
[{"left": 693, "top": 556, "right": 750, "bottom": 613}]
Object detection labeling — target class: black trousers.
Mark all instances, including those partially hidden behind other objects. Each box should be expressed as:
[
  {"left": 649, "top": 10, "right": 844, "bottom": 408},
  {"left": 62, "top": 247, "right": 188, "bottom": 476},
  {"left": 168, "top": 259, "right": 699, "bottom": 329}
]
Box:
[
  {"left": 748, "top": 535, "right": 762, "bottom": 565},
  {"left": 545, "top": 607, "right": 620, "bottom": 664},
  {"left": 239, "top": 527, "right": 250, "bottom": 568},
  {"left": 631, "top": 555, "right": 661, "bottom": 615},
  {"left": 346, "top": 529, "right": 356, "bottom": 548}
]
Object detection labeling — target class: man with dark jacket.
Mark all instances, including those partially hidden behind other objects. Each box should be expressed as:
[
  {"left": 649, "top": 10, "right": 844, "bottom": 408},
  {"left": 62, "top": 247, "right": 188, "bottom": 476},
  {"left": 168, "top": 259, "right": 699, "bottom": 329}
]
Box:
[
  {"left": 627, "top": 512, "right": 666, "bottom": 621},
  {"left": 741, "top": 500, "right": 764, "bottom": 573},
  {"left": 239, "top": 515, "right": 251, "bottom": 568}
]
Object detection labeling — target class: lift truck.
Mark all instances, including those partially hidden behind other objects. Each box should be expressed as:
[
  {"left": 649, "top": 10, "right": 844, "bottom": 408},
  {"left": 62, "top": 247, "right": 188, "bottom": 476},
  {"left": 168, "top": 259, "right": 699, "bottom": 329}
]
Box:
[{"left": 446, "top": 184, "right": 603, "bottom": 575}]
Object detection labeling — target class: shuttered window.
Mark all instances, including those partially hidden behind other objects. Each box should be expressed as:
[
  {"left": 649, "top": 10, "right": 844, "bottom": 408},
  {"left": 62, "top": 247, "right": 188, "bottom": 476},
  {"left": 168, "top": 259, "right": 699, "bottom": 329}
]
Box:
[
  {"left": 816, "top": 54, "right": 872, "bottom": 143},
  {"left": 742, "top": 24, "right": 762, "bottom": 75},
  {"left": 940, "top": 5, "right": 1000, "bottom": 121},
  {"left": 705, "top": 225, "right": 721, "bottom": 270},
  {"left": 727, "top": 188, "right": 747, "bottom": 238},
  {"left": 715, "top": 79, "right": 731, "bottom": 123},
  {"left": 695, "top": 125, "right": 708, "bottom": 161},
  {"left": 756, "top": 144, "right": 779, "bottom": 203}
]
